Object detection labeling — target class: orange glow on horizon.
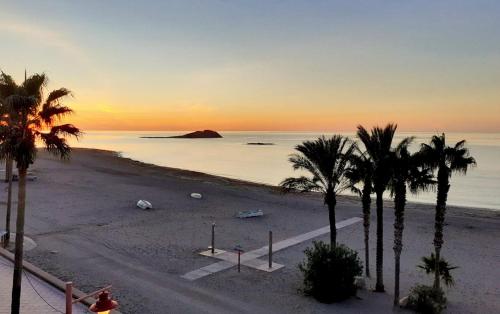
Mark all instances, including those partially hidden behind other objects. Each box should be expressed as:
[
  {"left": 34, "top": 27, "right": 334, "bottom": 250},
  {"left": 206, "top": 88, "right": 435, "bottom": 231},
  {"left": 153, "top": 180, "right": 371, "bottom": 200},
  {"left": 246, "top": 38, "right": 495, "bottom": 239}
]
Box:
[{"left": 67, "top": 101, "right": 500, "bottom": 133}]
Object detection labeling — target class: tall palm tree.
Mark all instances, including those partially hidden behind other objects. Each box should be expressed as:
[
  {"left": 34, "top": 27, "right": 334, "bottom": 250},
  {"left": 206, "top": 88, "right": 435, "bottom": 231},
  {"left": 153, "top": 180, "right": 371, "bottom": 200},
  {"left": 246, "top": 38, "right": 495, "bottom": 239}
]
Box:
[
  {"left": 346, "top": 151, "right": 373, "bottom": 278},
  {"left": 280, "top": 135, "right": 356, "bottom": 247},
  {"left": 0, "top": 72, "right": 19, "bottom": 245},
  {"left": 0, "top": 72, "right": 80, "bottom": 314},
  {"left": 389, "top": 138, "right": 435, "bottom": 305},
  {"left": 356, "top": 123, "right": 397, "bottom": 292},
  {"left": 420, "top": 134, "right": 476, "bottom": 290}
]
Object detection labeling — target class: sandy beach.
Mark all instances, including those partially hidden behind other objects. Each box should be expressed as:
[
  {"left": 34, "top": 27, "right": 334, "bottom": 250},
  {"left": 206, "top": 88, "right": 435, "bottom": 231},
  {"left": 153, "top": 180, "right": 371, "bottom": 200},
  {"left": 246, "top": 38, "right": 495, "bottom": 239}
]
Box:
[{"left": 1, "top": 148, "right": 499, "bottom": 313}]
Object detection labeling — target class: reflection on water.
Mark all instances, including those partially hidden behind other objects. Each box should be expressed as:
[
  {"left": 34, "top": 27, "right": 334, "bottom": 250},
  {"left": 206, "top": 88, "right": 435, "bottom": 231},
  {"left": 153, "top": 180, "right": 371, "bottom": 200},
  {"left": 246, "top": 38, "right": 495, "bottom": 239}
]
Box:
[{"left": 67, "top": 131, "right": 500, "bottom": 210}]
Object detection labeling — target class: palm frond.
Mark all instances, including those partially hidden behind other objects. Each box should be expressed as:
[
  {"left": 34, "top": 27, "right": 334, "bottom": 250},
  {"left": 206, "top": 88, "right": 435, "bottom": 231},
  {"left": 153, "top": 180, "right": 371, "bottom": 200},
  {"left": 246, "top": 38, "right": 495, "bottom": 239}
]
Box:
[
  {"left": 0, "top": 71, "right": 80, "bottom": 167},
  {"left": 289, "top": 154, "right": 325, "bottom": 186},
  {"left": 0, "top": 72, "right": 19, "bottom": 99},
  {"left": 39, "top": 133, "right": 71, "bottom": 159},
  {"left": 44, "top": 88, "right": 72, "bottom": 105},
  {"left": 39, "top": 105, "right": 73, "bottom": 124},
  {"left": 357, "top": 124, "right": 398, "bottom": 190},
  {"left": 4, "top": 95, "right": 38, "bottom": 116},
  {"left": 418, "top": 253, "right": 458, "bottom": 287},
  {"left": 22, "top": 73, "right": 47, "bottom": 102},
  {"left": 421, "top": 133, "right": 476, "bottom": 176},
  {"left": 279, "top": 176, "right": 322, "bottom": 193},
  {"left": 408, "top": 167, "right": 436, "bottom": 194}
]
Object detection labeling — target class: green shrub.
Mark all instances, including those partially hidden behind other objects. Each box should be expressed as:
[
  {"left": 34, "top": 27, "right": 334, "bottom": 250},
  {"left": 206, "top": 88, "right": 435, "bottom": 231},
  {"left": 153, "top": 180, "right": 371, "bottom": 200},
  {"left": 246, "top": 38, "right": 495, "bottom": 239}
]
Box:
[
  {"left": 299, "top": 241, "right": 363, "bottom": 303},
  {"left": 407, "top": 284, "right": 447, "bottom": 314}
]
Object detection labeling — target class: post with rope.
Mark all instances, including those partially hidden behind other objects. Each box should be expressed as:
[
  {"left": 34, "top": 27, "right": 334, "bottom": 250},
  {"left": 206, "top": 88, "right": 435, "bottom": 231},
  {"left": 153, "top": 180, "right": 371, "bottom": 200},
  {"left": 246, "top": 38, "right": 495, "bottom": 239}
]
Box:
[
  {"left": 65, "top": 282, "right": 73, "bottom": 314},
  {"left": 211, "top": 222, "right": 215, "bottom": 254},
  {"left": 268, "top": 231, "right": 273, "bottom": 269}
]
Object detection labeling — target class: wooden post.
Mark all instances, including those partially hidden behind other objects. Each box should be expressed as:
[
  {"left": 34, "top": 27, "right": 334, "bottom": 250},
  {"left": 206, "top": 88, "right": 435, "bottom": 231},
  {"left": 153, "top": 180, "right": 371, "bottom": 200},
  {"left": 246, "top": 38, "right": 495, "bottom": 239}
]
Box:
[
  {"left": 269, "top": 231, "right": 273, "bottom": 269},
  {"left": 65, "top": 282, "right": 73, "bottom": 314},
  {"left": 211, "top": 223, "right": 215, "bottom": 254},
  {"left": 237, "top": 251, "right": 241, "bottom": 273}
]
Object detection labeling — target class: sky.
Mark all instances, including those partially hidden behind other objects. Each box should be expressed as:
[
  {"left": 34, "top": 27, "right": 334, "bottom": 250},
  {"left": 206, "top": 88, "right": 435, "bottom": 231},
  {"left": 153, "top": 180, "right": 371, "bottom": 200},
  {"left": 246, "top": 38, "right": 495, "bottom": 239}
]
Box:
[{"left": 0, "top": 0, "right": 499, "bottom": 132}]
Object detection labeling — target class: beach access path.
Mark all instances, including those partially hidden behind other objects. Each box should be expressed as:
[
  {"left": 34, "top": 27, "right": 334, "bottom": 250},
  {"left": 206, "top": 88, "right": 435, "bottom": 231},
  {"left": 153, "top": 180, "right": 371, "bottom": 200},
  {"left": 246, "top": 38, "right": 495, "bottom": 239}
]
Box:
[{"left": 1, "top": 148, "right": 499, "bottom": 313}]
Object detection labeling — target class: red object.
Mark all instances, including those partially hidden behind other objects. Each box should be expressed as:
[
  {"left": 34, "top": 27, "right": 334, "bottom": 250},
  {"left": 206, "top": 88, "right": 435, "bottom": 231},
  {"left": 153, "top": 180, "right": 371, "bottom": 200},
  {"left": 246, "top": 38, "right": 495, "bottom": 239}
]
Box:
[{"left": 89, "top": 291, "right": 119, "bottom": 312}]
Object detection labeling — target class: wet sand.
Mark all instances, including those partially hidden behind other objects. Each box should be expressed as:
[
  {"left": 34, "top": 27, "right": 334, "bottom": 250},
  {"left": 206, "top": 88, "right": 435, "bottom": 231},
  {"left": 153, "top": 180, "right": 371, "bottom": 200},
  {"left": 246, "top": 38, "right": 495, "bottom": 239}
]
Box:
[{"left": 1, "top": 148, "right": 499, "bottom": 313}]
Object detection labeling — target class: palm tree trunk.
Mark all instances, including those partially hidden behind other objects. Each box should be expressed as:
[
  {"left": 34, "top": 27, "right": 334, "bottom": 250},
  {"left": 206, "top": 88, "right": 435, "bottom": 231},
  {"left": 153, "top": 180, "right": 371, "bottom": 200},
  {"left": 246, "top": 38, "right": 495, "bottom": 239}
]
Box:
[
  {"left": 433, "top": 168, "right": 450, "bottom": 290},
  {"left": 393, "top": 182, "right": 406, "bottom": 306},
  {"left": 5, "top": 157, "right": 13, "bottom": 245},
  {"left": 362, "top": 182, "right": 372, "bottom": 278},
  {"left": 375, "top": 189, "right": 385, "bottom": 292},
  {"left": 5, "top": 156, "right": 12, "bottom": 182},
  {"left": 11, "top": 167, "right": 27, "bottom": 314},
  {"left": 326, "top": 191, "right": 337, "bottom": 248}
]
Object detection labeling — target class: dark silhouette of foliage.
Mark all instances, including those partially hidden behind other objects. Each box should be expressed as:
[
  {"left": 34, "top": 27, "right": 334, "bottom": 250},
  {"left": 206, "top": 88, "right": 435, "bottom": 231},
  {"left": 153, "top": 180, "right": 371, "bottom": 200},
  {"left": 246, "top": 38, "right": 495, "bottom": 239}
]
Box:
[
  {"left": 280, "top": 135, "right": 356, "bottom": 247},
  {"left": 419, "top": 134, "right": 475, "bottom": 290},
  {"left": 299, "top": 241, "right": 363, "bottom": 303},
  {"left": 0, "top": 71, "right": 80, "bottom": 314},
  {"left": 418, "top": 253, "right": 458, "bottom": 288},
  {"left": 389, "top": 137, "right": 435, "bottom": 305},
  {"left": 0, "top": 72, "right": 18, "bottom": 246},
  {"left": 356, "top": 123, "right": 397, "bottom": 292},
  {"left": 407, "top": 284, "right": 447, "bottom": 314},
  {"left": 346, "top": 151, "right": 373, "bottom": 278}
]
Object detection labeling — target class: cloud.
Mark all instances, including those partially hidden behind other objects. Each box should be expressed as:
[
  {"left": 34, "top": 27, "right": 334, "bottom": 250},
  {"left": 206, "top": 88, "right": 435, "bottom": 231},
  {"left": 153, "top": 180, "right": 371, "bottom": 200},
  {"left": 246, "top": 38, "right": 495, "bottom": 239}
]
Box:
[{"left": 0, "top": 17, "right": 88, "bottom": 64}]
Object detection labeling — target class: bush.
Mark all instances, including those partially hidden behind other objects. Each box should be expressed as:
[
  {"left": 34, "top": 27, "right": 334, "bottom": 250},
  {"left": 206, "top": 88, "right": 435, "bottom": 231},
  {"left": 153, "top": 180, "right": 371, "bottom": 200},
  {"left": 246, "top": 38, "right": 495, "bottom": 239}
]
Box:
[
  {"left": 299, "top": 241, "right": 362, "bottom": 303},
  {"left": 407, "top": 284, "right": 447, "bottom": 314}
]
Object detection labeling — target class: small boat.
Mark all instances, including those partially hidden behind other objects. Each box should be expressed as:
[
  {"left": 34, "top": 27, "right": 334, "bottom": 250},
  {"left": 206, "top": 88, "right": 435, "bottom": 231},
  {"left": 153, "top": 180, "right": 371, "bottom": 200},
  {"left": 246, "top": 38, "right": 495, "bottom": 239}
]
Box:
[
  {"left": 237, "top": 209, "right": 264, "bottom": 218},
  {"left": 190, "top": 193, "right": 202, "bottom": 199},
  {"left": 137, "top": 200, "right": 153, "bottom": 210}
]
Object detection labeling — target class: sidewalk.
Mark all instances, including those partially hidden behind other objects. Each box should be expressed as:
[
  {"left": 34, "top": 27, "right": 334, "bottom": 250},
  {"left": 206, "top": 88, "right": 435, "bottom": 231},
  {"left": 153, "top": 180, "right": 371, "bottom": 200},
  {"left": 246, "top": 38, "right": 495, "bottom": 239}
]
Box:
[{"left": 0, "top": 256, "right": 88, "bottom": 314}]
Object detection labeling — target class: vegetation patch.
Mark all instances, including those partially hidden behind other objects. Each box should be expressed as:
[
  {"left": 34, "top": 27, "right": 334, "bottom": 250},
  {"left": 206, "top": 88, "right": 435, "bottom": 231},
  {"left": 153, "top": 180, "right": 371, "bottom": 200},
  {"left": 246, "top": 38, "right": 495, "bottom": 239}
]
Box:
[
  {"left": 407, "top": 284, "right": 447, "bottom": 314},
  {"left": 299, "top": 241, "right": 362, "bottom": 303}
]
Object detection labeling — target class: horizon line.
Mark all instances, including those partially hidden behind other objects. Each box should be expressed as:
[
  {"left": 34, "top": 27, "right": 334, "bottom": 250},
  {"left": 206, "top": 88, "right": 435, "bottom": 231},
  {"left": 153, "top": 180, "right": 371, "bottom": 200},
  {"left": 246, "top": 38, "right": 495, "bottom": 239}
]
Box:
[{"left": 76, "top": 129, "right": 500, "bottom": 134}]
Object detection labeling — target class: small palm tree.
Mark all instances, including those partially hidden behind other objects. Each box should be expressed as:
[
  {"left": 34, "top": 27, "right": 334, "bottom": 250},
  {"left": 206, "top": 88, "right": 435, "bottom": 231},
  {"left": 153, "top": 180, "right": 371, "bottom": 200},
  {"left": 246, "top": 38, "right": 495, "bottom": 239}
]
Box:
[
  {"left": 280, "top": 135, "right": 356, "bottom": 247},
  {"left": 420, "top": 134, "right": 476, "bottom": 290},
  {"left": 356, "top": 124, "right": 397, "bottom": 292},
  {"left": 418, "top": 253, "right": 458, "bottom": 287},
  {"left": 389, "top": 138, "right": 435, "bottom": 305},
  {"left": 346, "top": 151, "right": 373, "bottom": 278},
  {"left": 0, "top": 72, "right": 80, "bottom": 314}
]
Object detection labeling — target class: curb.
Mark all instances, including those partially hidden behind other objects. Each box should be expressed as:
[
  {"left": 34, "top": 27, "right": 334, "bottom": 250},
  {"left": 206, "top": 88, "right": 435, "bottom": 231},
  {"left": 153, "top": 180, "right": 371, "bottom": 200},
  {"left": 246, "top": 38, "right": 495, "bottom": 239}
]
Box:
[{"left": 0, "top": 247, "right": 122, "bottom": 313}]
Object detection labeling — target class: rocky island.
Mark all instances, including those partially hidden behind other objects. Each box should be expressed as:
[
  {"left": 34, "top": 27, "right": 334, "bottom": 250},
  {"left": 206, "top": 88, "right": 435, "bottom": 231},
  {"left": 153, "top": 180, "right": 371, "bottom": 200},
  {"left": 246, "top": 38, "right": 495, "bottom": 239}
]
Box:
[{"left": 140, "top": 130, "right": 223, "bottom": 139}]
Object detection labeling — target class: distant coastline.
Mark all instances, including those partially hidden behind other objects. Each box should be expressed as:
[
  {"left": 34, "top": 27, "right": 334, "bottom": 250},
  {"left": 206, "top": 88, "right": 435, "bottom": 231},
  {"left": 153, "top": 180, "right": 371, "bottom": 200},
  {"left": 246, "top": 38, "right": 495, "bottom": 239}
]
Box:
[
  {"left": 140, "top": 130, "right": 222, "bottom": 139},
  {"left": 247, "top": 142, "right": 275, "bottom": 146}
]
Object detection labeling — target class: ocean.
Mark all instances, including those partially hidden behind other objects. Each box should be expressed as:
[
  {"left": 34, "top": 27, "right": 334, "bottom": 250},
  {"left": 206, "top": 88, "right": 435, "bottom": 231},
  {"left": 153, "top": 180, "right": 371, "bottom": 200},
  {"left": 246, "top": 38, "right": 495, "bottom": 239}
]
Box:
[{"left": 68, "top": 131, "right": 500, "bottom": 210}]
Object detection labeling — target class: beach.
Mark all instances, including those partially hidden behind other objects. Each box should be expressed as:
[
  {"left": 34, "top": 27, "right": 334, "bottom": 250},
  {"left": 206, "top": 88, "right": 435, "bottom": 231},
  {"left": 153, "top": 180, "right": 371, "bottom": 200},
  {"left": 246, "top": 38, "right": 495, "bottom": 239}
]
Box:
[{"left": 2, "top": 148, "right": 499, "bottom": 313}]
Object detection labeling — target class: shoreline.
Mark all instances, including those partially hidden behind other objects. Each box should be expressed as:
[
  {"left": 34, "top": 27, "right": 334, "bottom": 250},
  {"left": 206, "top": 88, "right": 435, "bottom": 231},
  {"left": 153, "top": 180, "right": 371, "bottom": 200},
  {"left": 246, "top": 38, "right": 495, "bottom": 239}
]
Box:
[
  {"left": 8, "top": 147, "right": 498, "bottom": 313},
  {"left": 74, "top": 147, "right": 500, "bottom": 219}
]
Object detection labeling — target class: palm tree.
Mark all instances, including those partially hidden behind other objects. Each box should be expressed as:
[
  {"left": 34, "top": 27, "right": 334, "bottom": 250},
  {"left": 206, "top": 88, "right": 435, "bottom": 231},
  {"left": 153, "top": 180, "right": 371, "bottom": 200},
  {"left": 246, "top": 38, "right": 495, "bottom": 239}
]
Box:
[
  {"left": 420, "top": 134, "right": 476, "bottom": 290},
  {"left": 356, "top": 124, "right": 397, "bottom": 292},
  {"left": 389, "top": 138, "right": 434, "bottom": 305},
  {"left": 0, "top": 72, "right": 80, "bottom": 314},
  {"left": 346, "top": 151, "right": 373, "bottom": 278},
  {"left": 0, "top": 72, "right": 19, "bottom": 246},
  {"left": 280, "top": 135, "right": 356, "bottom": 247},
  {"left": 418, "top": 253, "right": 458, "bottom": 287}
]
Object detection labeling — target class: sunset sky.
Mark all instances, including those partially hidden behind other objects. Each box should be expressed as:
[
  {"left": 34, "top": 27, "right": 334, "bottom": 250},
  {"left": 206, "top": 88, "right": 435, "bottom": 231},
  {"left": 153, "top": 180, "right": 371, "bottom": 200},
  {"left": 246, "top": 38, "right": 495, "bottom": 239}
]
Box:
[{"left": 0, "top": 1, "right": 499, "bottom": 132}]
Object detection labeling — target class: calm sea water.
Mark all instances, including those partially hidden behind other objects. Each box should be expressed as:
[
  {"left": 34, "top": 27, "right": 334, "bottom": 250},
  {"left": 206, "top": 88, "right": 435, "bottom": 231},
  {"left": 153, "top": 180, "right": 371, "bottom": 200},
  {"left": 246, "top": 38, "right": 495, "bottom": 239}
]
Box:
[{"left": 68, "top": 131, "right": 500, "bottom": 210}]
